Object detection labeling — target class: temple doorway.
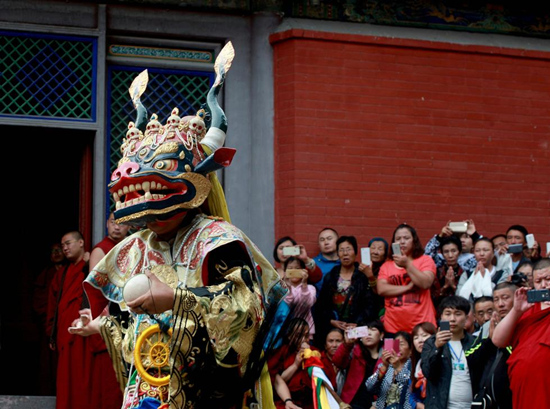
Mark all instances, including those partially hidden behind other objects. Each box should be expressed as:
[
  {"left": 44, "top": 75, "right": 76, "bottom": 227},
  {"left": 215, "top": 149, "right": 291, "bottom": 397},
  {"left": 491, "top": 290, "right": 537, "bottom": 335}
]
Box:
[{"left": 0, "top": 124, "right": 93, "bottom": 396}]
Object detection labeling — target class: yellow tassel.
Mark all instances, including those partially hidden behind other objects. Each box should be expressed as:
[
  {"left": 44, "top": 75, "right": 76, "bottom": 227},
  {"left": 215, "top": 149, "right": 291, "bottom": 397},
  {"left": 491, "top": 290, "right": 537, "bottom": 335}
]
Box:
[{"left": 202, "top": 144, "right": 231, "bottom": 223}]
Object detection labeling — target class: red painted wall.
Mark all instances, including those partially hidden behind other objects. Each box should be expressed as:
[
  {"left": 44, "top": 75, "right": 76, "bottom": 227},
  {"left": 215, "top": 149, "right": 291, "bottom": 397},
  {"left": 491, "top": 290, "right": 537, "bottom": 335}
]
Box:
[{"left": 270, "top": 29, "right": 550, "bottom": 256}]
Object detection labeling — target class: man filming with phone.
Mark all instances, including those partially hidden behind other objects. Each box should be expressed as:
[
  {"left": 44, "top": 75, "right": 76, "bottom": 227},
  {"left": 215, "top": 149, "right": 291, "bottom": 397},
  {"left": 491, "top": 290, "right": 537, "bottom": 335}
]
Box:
[
  {"left": 492, "top": 258, "right": 550, "bottom": 409},
  {"left": 421, "top": 295, "right": 477, "bottom": 409},
  {"left": 500, "top": 225, "right": 541, "bottom": 272}
]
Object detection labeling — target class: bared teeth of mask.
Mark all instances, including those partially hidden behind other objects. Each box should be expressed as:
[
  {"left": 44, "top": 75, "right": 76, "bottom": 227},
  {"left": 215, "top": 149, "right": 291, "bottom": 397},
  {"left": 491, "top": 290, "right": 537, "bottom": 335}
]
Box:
[
  {"left": 145, "top": 192, "right": 152, "bottom": 200},
  {"left": 129, "top": 185, "right": 136, "bottom": 192},
  {"left": 142, "top": 181, "right": 150, "bottom": 192},
  {"left": 115, "top": 201, "right": 121, "bottom": 210},
  {"left": 123, "top": 186, "right": 129, "bottom": 194},
  {"left": 113, "top": 192, "right": 120, "bottom": 202},
  {"left": 151, "top": 181, "right": 157, "bottom": 189},
  {"left": 136, "top": 183, "right": 142, "bottom": 191},
  {"left": 152, "top": 194, "right": 159, "bottom": 200}
]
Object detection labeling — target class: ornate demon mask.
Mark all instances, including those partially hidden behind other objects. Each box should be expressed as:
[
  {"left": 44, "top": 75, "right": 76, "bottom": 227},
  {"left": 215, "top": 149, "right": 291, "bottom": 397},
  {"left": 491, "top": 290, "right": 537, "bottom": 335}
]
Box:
[{"left": 110, "top": 43, "right": 236, "bottom": 226}]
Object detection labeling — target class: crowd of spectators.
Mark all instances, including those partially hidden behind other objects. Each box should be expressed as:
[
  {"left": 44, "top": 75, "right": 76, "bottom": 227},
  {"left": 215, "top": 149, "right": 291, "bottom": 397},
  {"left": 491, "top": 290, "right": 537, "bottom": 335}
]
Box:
[{"left": 267, "top": 221, "right": 550, "bottom": 409}]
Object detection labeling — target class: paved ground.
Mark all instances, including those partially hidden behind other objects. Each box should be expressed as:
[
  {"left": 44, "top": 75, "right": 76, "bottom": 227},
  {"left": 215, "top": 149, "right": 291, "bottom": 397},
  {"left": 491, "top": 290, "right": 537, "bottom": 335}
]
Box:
[{"left": 0, "top": 396, "right": 55, "bottom": 409}]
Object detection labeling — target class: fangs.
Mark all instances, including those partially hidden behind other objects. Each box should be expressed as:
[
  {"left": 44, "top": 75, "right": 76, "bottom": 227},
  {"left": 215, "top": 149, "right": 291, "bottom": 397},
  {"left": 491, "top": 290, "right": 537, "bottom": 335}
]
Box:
[{"left": 114, "top": 182, "right": 170, "bottom": 209}]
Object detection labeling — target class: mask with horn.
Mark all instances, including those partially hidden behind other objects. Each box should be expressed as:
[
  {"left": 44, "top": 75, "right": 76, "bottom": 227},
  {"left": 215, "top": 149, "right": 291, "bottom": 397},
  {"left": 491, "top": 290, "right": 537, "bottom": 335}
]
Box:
[{"left": 110, "top": 42, "right": 236, "bottom": 226}]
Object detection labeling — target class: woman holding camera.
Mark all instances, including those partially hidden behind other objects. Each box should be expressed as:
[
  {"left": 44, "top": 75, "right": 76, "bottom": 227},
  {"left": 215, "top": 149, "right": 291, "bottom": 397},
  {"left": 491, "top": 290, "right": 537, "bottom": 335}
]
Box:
[
  {"left": 365, "top": 331, "right": 413, "bottom": 409},
  {"left": 314, "top": 236, "right": 380, "bottom": 348},
  {"left": 332, "top": 320, "right": 385, "bottom": 408},
  {"left": 273, "top": 236, "right": 322, "bottom": 284}
]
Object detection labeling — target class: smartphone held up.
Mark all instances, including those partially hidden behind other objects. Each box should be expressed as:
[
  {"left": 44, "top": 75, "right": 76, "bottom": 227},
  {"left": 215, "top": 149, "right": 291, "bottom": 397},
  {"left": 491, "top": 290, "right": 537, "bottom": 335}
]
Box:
[
  {"left": 282, "top": 246, "right": 300, "bottom": 257},
  {"left": 383, "top": 338, "right": 400, "bottom": 353},
  {"left": 285, "top": 269, "right": 303, "bottom": 279},
  {"left": 507, "top": 244, "right": 523, "bottom": 254},
  {"left": 449, "top": 221, "right": 468, "bottom": 234},
  {"left": 439, "top": 320, "right": 450, "bottom": 331},
  {"left": 346, "top": 326, "right": 369, "bottom": 340},
  {"left": 392, "top": 243, "right": 402, "bottom": 256},
  {"left": 361, "top": 247, "right": 371, "bottom": 266}
]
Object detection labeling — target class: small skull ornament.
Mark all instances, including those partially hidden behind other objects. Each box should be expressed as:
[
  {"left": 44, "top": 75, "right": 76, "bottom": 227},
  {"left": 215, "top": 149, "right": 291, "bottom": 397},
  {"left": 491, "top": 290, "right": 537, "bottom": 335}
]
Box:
[
  {"left": 188, "top": 116, "right": 205, "bottom": 137},
  {"left": 145, "top": 113, "right": 162, "bottom": 137},
  {"left": 166, "top": 108, "right": 181, "bottom": 130}
]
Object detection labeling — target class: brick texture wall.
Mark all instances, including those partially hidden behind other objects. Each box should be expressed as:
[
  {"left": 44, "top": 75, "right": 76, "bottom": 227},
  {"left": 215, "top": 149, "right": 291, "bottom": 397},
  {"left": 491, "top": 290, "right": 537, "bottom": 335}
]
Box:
[{"left": 270, "top": 29, "right": 550, "bottom": 257}]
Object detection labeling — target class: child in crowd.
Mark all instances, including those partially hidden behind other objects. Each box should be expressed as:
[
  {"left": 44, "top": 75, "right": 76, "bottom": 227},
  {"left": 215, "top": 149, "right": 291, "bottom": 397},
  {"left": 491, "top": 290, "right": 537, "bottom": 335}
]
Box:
[
  {"left": 366, "top": 331, "right": 413, "bottom": 409},
  {"left": 409, "top": 322, "right": 437, "bottom": 409},
  {"left": 283, "top": 256, "right": 317, "bottom": 340},
  {"left": 332, "top": 320, "right": 385, "bottom": 408}
]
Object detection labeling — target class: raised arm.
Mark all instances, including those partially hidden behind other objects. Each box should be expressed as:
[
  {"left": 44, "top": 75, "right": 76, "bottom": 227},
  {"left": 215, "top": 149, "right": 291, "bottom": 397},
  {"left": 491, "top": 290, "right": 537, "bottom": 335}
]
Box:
[{"left": 492, "top": 287, "right": 532, "bottom": 347}]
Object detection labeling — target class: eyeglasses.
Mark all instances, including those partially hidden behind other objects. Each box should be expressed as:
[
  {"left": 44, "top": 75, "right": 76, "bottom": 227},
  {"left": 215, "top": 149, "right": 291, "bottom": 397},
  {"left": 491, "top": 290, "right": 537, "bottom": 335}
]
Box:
[{"left": 61, "top": 240, "right": 76, "bottom": 248}]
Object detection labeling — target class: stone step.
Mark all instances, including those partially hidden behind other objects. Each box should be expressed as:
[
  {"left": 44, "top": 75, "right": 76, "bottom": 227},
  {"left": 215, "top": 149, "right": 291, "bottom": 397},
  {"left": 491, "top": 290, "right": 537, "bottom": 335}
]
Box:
[{"left": 0, "top": 396, "right": 56, "bottom": 409}]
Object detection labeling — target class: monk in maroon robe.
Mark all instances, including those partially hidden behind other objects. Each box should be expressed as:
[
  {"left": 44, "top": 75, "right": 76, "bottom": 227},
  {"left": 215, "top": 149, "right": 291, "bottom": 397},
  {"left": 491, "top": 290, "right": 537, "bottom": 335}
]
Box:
[{"left": 47, "top": 231, "right": 92, "bottom": 409}]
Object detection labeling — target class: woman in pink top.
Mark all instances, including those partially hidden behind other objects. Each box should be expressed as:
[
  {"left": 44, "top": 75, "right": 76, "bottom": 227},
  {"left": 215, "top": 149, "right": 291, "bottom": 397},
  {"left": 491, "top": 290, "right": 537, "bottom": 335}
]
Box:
[{"left": 377, "top": 224, "right": 437, "bottom": 334}]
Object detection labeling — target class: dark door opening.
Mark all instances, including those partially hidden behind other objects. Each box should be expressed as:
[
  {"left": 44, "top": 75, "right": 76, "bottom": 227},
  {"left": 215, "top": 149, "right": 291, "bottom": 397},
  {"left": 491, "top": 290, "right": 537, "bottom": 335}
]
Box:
[{"left": 0, "top": 124, "right": 94, "bottom": 396}]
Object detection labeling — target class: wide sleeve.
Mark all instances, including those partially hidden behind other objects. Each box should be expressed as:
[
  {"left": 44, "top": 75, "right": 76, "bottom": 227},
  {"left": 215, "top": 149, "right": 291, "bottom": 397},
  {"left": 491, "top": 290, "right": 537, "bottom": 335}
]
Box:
[
  {"left": 98, "top": 315, "right": 128, "bottom": 392},
  {"left": 169, "top": 266, "right": 267, "bottom": 407}
]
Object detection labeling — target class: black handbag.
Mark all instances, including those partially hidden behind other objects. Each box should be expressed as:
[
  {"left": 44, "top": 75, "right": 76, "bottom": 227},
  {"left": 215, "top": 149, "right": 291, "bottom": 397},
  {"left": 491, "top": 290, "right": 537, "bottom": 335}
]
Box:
[{"left": 471, "top": 350, "right": 503, "bottom": 409}]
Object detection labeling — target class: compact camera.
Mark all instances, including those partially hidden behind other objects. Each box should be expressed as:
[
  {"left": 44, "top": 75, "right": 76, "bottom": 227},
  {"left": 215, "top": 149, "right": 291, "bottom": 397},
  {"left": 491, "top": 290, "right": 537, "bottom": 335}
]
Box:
[
  {"left": 507, "top": 244, "right": 524, "bottom": 254},
  {"left": 527, "top": 289, "right": 550, "bottom": 303}
]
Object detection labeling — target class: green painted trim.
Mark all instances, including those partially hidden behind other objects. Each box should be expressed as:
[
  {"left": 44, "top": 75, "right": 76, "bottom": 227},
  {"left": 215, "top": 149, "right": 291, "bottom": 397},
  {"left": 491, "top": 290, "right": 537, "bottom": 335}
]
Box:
[{"left": 109, "top": 45, "right": 213, "bottom": 63}]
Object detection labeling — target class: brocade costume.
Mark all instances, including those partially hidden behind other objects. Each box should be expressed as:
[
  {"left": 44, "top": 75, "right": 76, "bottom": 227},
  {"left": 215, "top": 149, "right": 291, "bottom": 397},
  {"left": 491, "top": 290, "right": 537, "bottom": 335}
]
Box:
[{"left": 85, "top": 213, "right": 282, "bottom": 408}]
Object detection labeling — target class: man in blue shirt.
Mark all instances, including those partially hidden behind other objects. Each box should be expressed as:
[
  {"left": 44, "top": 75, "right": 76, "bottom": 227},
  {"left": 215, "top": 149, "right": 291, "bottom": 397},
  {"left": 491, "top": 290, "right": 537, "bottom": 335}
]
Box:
[{"left": 313, "top": 227, "right": 340, "bottom": 291}]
